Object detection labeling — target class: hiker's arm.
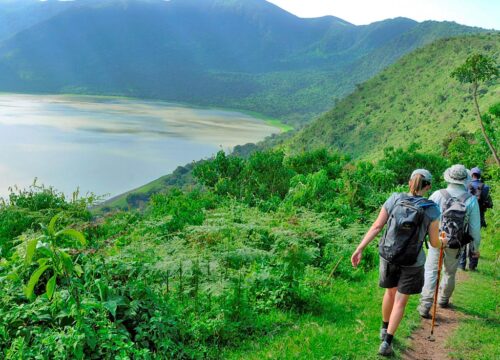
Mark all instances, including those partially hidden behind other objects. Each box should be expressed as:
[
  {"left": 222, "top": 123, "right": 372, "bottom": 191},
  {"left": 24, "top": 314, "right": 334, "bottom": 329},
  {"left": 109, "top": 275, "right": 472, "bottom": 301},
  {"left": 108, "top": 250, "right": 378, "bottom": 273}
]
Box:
[
  {"left": 351, "top": 207, "right": 388, "bottom": 267},
  {"left": 427, "top": 220, "right": 441, "bottom": 248},
  {"left": 468, "top": 200, "right": 481, "bottom": 256}
]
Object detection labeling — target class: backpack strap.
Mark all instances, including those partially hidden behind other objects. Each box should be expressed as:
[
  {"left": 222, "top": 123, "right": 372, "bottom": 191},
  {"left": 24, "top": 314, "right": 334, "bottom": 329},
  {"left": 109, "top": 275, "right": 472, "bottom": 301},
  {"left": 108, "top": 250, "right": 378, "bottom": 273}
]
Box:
[
  {"left": 440, "top": 189, "right": 451, "bottom": 200},
  {"left": 418, "top": 199, "right": 435, "bottom": 208},
  {"left": 459, "top": 192, "right": 472, "bottom": 203},
  {"left": 477, "top": 183, "right": 484, "bottom": 200},
  {"left": 387, "top": 193, "right": 406, "bottom": 216},
  {"left": 440, "top": 189, "right": 471, "bottom": 203}
]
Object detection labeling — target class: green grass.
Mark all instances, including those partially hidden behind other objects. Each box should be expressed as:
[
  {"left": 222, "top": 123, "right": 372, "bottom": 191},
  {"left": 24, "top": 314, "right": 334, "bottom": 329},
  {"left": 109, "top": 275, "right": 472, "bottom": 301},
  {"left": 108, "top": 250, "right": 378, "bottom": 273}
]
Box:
[
  {"left": 446, "top": 181, "right": 499, "bottom": 360},
  {"left": 263, "top": 118, "right": 294, "bottom": 133},
  {"left": 224, "top": 270, "right": 422, "bottom": 359},
  {"left": 223, "top": 243, "right": 498, "bottom": 360},
  {"left": 224, "top": 182, "right": 500, "bottom": 359}
]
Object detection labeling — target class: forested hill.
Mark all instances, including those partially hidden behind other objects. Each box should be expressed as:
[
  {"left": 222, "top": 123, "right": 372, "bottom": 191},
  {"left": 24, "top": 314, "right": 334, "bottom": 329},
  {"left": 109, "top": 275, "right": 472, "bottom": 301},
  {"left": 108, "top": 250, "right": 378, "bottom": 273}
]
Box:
[
  {"left": 290, "top": 33, "right": 500, "bottom": 157},
  {"left": 98, "top": 33, "right": 499, "bottom": 211},
  {"left": 0, "top": 0, "right": 488, "bottom": 125}
]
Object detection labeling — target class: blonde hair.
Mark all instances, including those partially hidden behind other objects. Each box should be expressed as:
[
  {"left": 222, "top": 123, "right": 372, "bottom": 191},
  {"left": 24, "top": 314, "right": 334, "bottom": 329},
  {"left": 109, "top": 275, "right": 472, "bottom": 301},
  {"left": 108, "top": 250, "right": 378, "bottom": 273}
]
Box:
[{"left": 409, "top": 174, "right": 430, "bottom": 196}]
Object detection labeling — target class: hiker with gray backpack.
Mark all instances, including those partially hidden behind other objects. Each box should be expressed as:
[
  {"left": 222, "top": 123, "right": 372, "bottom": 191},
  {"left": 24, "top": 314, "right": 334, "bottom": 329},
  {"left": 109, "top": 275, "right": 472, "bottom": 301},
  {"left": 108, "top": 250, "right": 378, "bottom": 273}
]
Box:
[
  {"left": 418, "top": 164, "right": 481, "bottom": 318},
  {"left": 351, "top": 169, "right": 442, "bottom": 356}
]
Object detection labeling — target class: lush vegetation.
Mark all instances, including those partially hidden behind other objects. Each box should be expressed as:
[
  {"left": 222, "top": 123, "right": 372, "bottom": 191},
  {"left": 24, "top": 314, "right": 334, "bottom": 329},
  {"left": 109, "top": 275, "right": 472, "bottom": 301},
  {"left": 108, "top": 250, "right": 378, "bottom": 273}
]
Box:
[
  {"left": 0, "top": 0, "right": 487, "bottom": 125},
  {"left": 446, "top": 180, "right": 499, "bottom": 360},
  {"left": 292, "top": 33, "right": 500, "bottom": 156},
  {"left": 97, "top": 33, "right": 499, "bottom": 214},
  {"left": 451, "top": 53, "right": 500, "bottom": 165},
  {"left": 0, "top": 7, "right": 498, "bottom": 357},
  {"left": 1, "top": 140, "right": 496, "bottom": 358}
]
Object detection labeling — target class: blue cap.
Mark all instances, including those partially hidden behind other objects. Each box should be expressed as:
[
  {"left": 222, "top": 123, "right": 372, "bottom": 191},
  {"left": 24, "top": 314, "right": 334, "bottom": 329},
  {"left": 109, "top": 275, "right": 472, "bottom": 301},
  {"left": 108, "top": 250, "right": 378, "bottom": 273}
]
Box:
[{"left": 471, "top": 167, "right": 481, "bottom": 176}]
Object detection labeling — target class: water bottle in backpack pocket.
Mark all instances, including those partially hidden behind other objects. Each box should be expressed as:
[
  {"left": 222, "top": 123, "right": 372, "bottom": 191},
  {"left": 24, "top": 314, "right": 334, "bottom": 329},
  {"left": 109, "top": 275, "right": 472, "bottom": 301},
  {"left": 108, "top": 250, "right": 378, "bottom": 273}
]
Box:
[
  {"left": 439, "top": 190, "right": 473, "bottom": 249},
  {"left": 379, "top": 195, "right": 434, "bottom": 266}
]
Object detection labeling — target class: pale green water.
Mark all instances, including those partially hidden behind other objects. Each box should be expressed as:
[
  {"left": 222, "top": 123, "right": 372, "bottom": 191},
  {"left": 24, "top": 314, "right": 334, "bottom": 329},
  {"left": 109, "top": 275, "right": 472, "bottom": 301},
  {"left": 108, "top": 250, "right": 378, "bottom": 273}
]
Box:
[{"left": 0, "top": 94, "right": 280, "bottom": 198}]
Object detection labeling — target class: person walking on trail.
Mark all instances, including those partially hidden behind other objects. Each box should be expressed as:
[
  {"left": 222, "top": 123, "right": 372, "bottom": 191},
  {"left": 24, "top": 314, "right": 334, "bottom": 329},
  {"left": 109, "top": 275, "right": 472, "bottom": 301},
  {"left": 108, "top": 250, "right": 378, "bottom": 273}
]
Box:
[
  {"left": 459, "top": 167, "right": 493, "bottom": 271},
  {"left": 418, "top": 164, "right": 481, "bottom": 319},
  {"left": 351, "top": 169, "right": 441, "bottom": 356}
]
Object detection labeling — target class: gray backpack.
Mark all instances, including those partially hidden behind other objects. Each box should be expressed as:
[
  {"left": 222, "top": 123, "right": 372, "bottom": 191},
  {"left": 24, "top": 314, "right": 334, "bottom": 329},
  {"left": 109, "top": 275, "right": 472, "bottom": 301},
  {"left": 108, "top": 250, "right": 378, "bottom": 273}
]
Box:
[
  {"left": 440, "top": 190, "right": 473, "bottom": 249},
  {"left": 379, "top": 194, "right": 434, "bottom": 265}
]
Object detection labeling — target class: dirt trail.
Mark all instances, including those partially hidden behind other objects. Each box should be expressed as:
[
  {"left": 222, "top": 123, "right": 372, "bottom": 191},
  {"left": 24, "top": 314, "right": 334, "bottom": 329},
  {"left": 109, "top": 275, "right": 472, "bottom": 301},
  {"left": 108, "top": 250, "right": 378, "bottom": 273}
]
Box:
[
  {"left": 402, "top": 307, "right": 461, "bottom": 360},
  {"left": 402, "top": 272, "right": 470, "bottom": 360}
]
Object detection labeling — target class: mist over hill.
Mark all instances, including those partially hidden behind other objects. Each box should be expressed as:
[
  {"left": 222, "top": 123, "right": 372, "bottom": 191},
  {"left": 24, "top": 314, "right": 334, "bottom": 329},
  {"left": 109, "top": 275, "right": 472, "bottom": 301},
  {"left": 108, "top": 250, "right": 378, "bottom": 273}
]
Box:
[{"left": 0, "top": 0, "right": 488, "bottom": 124}]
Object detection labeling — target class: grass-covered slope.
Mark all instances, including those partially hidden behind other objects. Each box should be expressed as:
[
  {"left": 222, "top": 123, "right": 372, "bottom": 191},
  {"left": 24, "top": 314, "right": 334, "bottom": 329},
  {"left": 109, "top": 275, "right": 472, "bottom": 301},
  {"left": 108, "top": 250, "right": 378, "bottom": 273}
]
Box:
[{"left": 291, "top": 33, "right": 500, "bottom": 157}]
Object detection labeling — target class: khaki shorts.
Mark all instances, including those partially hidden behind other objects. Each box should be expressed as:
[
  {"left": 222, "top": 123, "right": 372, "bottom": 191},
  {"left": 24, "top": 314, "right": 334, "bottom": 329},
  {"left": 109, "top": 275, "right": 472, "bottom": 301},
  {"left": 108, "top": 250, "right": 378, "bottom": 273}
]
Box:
[{"left": 379, "top": 257, "right": 424, "bottom": 295}]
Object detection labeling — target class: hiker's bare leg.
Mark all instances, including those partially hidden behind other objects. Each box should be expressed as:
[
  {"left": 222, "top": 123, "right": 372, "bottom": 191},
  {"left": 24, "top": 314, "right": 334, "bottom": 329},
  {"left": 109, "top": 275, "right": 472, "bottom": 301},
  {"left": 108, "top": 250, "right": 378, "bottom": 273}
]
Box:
[
  {"left": 382, "top": 287, "right": 397, "bottom": 322},
  {"left": 387, "top": 291, "right": 410, "bottom": 335}
]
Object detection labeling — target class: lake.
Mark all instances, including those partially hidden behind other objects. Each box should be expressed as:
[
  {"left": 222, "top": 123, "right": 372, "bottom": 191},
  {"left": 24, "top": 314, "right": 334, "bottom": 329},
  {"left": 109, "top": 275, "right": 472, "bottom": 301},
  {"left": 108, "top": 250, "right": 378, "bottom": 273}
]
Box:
[{"left": 0, "top": 94, "right": 281, "bottom": 199}]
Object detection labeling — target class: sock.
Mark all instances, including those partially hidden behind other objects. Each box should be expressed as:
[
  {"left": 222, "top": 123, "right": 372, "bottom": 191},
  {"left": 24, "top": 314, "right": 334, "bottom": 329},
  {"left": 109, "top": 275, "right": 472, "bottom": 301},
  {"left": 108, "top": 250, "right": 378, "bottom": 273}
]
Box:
[
  {"left": 382, "top": 321, "right": 389, "bottom": 329},
  {"left": 385, "top": 333, "right": 394, "bottom": 345}
]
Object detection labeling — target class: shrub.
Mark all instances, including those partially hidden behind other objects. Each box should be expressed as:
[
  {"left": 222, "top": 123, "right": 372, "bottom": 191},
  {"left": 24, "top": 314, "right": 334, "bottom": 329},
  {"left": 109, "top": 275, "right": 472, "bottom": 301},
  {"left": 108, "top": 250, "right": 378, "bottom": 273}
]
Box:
[
  {"left": 443, "top": 131, "right": 490, "bottom": 169},
  {"left": 150, "top": 189, "right": 207, "bottom": 232},
  {"left": 0, "top": 184, "right": 92, "bottom": 257},
  {"left": 285, "top": 170, "right": 343, "bottom": 210},
  {"left": 379, "top": 143, "right": 448, "bottom": 186}
]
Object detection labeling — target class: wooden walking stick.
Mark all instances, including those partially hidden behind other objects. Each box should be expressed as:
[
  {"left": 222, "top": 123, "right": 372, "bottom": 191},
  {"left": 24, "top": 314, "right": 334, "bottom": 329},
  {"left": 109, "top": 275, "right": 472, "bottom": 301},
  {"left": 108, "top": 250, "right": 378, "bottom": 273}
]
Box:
[{"left": 430, "top": 231, "right": 446, "bottom": 340}]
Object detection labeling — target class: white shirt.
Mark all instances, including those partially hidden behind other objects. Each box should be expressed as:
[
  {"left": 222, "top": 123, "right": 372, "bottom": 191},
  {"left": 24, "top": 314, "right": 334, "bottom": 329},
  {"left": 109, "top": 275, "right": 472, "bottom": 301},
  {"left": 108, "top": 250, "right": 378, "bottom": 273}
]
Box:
[{"left": 429, "top": 183, "right": 481, "bottom": 251}]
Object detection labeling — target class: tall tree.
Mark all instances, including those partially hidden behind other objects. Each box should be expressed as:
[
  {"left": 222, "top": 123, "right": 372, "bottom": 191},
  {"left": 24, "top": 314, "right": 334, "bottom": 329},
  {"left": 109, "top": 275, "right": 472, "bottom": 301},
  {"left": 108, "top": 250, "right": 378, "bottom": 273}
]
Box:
[{"left": 451, "top": 53, "right": 499, "bottom": 166}]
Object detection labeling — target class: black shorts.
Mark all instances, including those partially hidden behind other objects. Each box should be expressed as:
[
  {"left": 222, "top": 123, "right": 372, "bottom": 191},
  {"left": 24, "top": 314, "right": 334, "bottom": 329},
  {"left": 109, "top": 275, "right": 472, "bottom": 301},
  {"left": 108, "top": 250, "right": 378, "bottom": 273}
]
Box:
[{"left": 379, "top": 257, "right": 424, "bottom": 295}]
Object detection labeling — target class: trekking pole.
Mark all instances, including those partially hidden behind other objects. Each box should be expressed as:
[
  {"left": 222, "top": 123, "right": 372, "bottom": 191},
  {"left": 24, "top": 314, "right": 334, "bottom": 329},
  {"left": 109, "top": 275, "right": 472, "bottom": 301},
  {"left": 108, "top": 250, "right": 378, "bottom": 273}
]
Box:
[{"left": 430, "top": 231, "right": 446, "bottom": 339}]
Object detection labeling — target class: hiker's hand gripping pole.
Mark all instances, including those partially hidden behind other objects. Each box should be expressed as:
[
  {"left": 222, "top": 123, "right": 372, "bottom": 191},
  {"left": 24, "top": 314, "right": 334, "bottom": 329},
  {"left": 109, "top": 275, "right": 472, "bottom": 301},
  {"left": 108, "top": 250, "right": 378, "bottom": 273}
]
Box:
[{"left": 431, "top": 232, "right": 446, "bottom": 336}]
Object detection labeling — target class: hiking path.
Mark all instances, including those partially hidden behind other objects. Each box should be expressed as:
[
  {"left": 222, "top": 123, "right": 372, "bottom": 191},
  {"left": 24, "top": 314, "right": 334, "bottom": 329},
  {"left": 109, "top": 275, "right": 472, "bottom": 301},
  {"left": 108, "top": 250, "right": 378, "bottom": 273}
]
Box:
[{"left": 402, "top": 272, "right": 470, "bottom": 360}]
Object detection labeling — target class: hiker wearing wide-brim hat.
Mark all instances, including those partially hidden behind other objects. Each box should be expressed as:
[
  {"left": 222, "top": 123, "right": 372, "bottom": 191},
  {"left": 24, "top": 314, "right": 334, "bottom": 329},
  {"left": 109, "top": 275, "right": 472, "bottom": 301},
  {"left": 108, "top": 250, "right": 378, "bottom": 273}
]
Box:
[
  {"left": 418, "top": 164, "right": 481, "bottom": 317},
  {"left": 351, "top": 169, "right": 442, "bottom": 356},
  {"left": 443, "top": 164, "right": 472, "bottom": 185}
]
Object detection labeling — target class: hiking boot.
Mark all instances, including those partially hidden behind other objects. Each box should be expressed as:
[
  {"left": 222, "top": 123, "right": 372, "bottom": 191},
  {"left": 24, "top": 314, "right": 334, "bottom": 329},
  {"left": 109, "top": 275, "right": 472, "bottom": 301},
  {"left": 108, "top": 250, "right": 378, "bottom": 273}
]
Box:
[
  {"left": 458, "top": 265, "right": 466, "bottom": 271},
  {"left": 469, "top": 267, "right": 477, "bottom": 272},
  {"left": 438, "top": 300, "right": 450, "bottom": 308},
  {"left": 380, "top": 327, "right": 387, "bottom": 341},
  {"left": 417, "top": 304, "right": 431, "bottom": 319},
  {"left": 378, "top": 341, "right": 393, "bottom": 356}
]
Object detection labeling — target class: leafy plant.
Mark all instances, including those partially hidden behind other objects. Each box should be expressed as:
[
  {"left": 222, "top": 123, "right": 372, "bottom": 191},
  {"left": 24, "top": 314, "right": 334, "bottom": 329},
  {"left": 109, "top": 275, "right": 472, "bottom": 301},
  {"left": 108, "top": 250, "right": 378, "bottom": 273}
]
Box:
[
  {"left": 451, "top": 53, "right": 499, "bottom": 166},
  {"left": 23, "top": 213, "right": 86, "bottom": 304},
  {"left": 150, "top": 189, "right": 208, "bottom": 232}
]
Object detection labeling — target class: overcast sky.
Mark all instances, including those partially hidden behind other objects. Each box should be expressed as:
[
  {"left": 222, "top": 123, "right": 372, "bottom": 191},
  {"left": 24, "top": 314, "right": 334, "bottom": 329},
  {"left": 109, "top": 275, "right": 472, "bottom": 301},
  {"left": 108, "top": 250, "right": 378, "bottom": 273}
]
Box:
[{"left": 266, "top": 0, "right": 500, "bottom": 30}]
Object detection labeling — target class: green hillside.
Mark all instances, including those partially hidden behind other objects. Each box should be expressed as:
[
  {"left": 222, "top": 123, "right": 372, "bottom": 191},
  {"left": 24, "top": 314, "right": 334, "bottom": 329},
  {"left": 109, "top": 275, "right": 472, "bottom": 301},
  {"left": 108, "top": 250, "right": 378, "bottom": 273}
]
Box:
[
  {"left": 1, "top": 22, "right": 499, "bottom": 357},
  {"left": 0, "top": 0, "right": 70, "bottom": 42},
  {"left": 291, "top": 33, "right": 500, "bottom": 156},
  {"left": 99, "top": 33, "right": 499, "bottom": 212},
  {"left": 0, "top": 0, "right": 488, "bottom": 125},
  {"left": 1, "top": 144, "right": 498, "bottom": 358}
]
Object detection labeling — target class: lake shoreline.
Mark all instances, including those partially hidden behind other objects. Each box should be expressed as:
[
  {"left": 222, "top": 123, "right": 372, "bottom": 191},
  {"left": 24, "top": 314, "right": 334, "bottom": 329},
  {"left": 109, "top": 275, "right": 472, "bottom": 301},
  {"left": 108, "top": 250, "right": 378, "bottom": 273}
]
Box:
[{"left": 0, "top": 93, "right": 282, "bottom": 200}]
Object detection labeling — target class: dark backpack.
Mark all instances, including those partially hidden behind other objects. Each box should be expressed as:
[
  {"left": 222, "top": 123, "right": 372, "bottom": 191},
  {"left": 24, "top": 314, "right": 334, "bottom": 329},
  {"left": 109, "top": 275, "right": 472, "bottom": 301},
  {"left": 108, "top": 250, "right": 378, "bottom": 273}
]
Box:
[
  {"left": 469, "top": 182, "right": 493, "bottom": 210},
  {"left": 379, "top": 195, "right": 434, "bottom": 266},
  {"left": 440, "top": 190, "right": 473, "bottom": 249}
]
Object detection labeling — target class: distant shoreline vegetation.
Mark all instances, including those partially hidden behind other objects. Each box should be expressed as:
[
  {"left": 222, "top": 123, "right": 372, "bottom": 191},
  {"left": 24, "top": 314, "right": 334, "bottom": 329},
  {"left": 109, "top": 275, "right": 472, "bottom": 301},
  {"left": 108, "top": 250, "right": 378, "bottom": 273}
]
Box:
[{"left": 0, "top": 91, "right": 293, "bottom": 133}]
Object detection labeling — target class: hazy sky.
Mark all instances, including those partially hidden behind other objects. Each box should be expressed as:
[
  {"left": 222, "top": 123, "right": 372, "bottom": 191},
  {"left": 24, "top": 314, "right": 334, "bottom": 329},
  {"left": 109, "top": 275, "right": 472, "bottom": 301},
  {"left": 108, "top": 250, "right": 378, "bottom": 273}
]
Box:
[{"left": 266, "top": 0, "right": 500, "bottom": 30}]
